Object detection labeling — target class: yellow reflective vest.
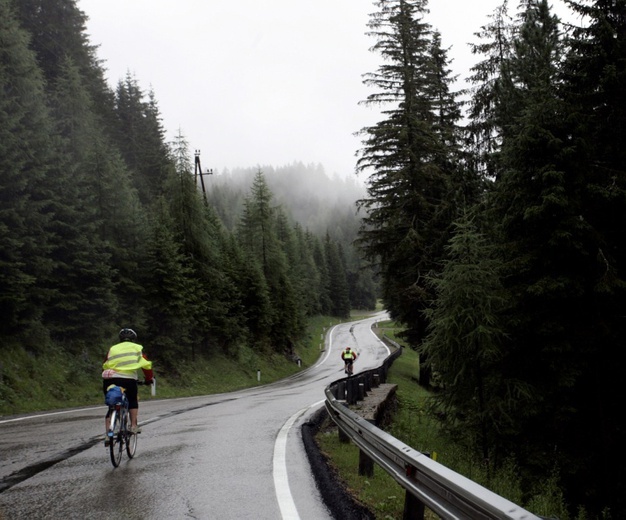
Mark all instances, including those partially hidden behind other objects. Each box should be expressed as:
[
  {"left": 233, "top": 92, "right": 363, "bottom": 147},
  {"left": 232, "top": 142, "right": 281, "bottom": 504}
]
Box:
[
  {"left": 103, "top": 341, "right": 152, "bottom": 377},
  {"left": 342, "top": 349, "right": 355, "bottom": 360}
]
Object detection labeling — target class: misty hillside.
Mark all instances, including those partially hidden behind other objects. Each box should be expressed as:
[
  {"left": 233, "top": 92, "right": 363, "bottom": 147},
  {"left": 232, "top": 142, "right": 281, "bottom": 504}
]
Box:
[{"left": 204, "top": 162, "right": 367, "bottom": 241}]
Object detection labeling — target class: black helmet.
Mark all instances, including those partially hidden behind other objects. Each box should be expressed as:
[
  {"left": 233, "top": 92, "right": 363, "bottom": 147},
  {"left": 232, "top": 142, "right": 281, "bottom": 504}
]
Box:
[{"left": 119, "top": 328, "right": 137, "bottom": 341}]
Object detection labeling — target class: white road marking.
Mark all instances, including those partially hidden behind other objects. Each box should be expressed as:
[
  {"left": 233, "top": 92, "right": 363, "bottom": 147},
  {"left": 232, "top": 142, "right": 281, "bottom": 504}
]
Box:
[
  {"left": 0, "top": 406, "right": 102, "bottom": 424},
  {"left": 370, "top": 322, "right": 391, "bottom": 356},
  {"left": 273, "top": 400, "right": 325, "bottom": 520}
]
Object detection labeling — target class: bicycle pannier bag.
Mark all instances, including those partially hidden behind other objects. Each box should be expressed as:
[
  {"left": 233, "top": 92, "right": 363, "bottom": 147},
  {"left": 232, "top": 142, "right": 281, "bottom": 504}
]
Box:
[{"left": 105, "top": 385, "right": 124, "bottom": 405}]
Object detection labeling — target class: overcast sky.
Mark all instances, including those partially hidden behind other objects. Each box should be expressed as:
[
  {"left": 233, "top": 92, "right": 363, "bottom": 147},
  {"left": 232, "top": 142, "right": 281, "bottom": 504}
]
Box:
[{"left": 77, "top": 0, "right": 574, "bottom": 179}]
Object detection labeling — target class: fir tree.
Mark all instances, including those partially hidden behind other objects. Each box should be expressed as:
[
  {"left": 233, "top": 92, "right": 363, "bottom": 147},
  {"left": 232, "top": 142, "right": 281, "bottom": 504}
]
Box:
[
  {"left": 356, "top": 0, "right": 462, "bottom": 347},
  {"left": 421, "top": 214, "right": 513, "bottom": 462},
  {"left": 0, "top": 0, "right": 54, "bottom": 338},
  {"left": 556, "top": 0, "right": 626, "bottom": 513}
]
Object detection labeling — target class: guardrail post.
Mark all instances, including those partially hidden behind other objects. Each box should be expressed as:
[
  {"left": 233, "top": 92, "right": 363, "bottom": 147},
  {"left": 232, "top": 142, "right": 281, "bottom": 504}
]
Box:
[
  {"left": 338, "top": 421, "right": 350, "bottom": 443},
  {"left": 403, "top": 491, "right": 425, "bottom": 520},
  {"left": 403, "top": 456, "right": 428, "bottom": 520},
  {"left": 336, "top": 381, "right": 346, "bottom": 400},
  {"left": 358, "top": 382, "right": 365, "bottom": 401},
  {"left": 358, "top": 419, "right": 375, "bottom": 477},
  {"left": 373, "top": 373, "right": 380, "bottom": 387},
  {"left": 346, "top": 379, "right": 357, "bottom": 405},
  {"left": 376, "top": 367, "right": 383, "bottom": 384}
]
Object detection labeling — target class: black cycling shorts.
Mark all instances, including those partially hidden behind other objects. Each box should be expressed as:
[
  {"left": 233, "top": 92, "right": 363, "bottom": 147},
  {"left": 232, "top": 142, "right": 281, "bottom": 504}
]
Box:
[{"left": 103, "top": 377, "right": 139, "bottom": 409}]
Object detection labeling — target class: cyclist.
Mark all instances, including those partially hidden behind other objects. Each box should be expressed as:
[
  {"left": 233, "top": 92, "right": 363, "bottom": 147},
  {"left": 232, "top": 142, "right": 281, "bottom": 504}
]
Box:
[
  {"left": 341, "top": 346, "right": 358, "bottom": 375},
  {"left": 102, "top": 328, "right": 153, "bottom": 444}
]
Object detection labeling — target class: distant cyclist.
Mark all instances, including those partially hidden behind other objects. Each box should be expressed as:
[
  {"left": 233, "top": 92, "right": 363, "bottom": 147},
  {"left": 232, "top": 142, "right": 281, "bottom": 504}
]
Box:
[
  {"left": 102, "top": 328, "right": 153, "bottom": 443},
  {"left": 341, "top": 346, "right": 358, "bottom": 375}
]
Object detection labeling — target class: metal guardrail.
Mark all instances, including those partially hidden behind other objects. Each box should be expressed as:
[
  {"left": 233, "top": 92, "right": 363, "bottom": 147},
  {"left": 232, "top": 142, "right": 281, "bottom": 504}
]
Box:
[{"left": 323, "top": 346, "right": 542, "bottom": 520}]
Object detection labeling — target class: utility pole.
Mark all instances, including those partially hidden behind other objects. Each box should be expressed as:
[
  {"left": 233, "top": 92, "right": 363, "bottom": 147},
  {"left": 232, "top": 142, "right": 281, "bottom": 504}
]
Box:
[{"left": 194, "top": 150, "right": 213, "bottom": 205}]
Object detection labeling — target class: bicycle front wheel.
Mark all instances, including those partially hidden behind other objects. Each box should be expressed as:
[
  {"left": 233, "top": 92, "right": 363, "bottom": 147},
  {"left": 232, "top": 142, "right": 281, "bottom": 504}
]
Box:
[
  {"left": 125, "top": 412, "right": 137, "bottom": 458},
  {"left": 109, "top": 409, "right": 124, "bottom": 468}
]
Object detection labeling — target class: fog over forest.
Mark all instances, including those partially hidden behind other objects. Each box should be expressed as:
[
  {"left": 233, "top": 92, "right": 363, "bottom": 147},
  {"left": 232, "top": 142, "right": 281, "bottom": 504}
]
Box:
[{"left": 204, "top": 162, "right": 367, "bottom": 238}]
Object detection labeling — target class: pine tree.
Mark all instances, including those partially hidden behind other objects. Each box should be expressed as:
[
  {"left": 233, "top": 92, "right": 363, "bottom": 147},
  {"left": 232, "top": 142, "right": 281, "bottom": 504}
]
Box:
[
  {"left": 421, "top": 214, "right": 513, "bottom": 462},
  {"left": 236, "top": 170, "right": 303, "bottom": 352},
  {"left": 114, "top": 74, "right": 170, "bottom": 203},
  {"left": 0, "top": 0, "right": 54, "bottom": 338},
  {"left": 43, "top": 56, "right": 119, "bottom": 342},
  {"left": 312, "top": 235, "right": 332, "bottom": 315},
  {"left": 324, "top": 234, "right": 351, "bottom": 319},
  {"left": 484, "top": 0, "right": 616, "bottom": 507},
  {"left": 142, "top": 199, "right": 196, "bottom": 364},
  {"left": 13, "top": 0, "right": 117, "bottom": 134},
  {"left": 556, "top": 0, "right": 626, "bottom": 513},
  {"left": 466, "top": 0, "right": 515, "bottom": 178},
  {"left": 356, "top": 0, "right": 462, "bottom": 346},
  {"left": 292, "top": 225, "right": 324, "bottom": 316}
]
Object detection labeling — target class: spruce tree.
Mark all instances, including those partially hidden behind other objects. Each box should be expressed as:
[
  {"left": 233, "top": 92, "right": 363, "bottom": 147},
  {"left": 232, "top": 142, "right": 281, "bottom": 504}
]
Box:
[
  {"left": 356, "top": 0, "right": 462, "bottom": 347},
  {"left": 13, "top": 0, "right": 117, "bottom": 134},
  {"left": 0, "top": 0, "right": 54, "bottom": 339},
  {"left": 324, "top": 234, "right": 351, "bottom": 319},
  {"left": 466, "top": 0, "right": 515, "bottom": 178},
  {"left": 43, "top": 56, "right": 119, "bottom": 342},
  {"left": 483, "top": 1, "right": 617, "bottom": 508},
  {"left": 421, "top": 214, "right": 514, "bottom": 462},
  {"left": 114, "top": 74, "right": 171, "bottom": 203},
  {"left": 237, "top": 170, "right": 303, "bottom": 352},
  {"left": 557, "top": 0, "right": 626, "bottom": 513}
]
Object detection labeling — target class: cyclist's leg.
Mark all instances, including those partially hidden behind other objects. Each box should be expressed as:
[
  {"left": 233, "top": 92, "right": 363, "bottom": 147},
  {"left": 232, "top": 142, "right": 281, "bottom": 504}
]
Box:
[
  {"left": 123, "top": 380, "right": 139, "bottom": 428},
  {"left": 104, "top": 408, "right": 113, "bottom": 445},
  {"left": 103, "top": 380, "right": 112, "bottom": 432}
]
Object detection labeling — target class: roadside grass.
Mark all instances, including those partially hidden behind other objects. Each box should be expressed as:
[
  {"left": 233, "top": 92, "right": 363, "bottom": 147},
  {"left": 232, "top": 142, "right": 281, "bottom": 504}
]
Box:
[
  {"left": 317, "top": 320, "right": 575, "bottom": 520},
  {"left": 0, "top": 315, "right": 345, "bottom": 416},
  {"left": 0, "top": 313, "right": 571, "bottom": 518},
  {"left": 316, "top": 340, "right": 441, "bottom": 520}
]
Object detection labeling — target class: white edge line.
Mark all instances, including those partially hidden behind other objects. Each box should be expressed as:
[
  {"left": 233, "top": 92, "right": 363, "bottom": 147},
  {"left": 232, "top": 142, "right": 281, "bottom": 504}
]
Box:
[
  {"left": 273, "top": 400, "right": 325, "bottom": 520},
  {"left": 0, "top": 406, "right": 102, "bottom": 425},
  {"left": 370, "top": 321, "right": 391, "bottom": 357}
]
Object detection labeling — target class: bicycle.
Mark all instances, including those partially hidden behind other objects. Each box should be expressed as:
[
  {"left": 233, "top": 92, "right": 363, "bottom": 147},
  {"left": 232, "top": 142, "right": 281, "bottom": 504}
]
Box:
[{"left": 104, "top": 381, "right": 148, "bottom": 468}]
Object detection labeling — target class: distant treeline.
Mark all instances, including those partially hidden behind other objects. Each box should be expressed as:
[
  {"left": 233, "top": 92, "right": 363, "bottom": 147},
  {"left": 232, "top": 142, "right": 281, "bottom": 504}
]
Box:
[
  {"left": 0, "top": 0, "right": 378, "bottom": 371},
  {"left": 3, "top": 0, "right": 626, "bottom": 516}
]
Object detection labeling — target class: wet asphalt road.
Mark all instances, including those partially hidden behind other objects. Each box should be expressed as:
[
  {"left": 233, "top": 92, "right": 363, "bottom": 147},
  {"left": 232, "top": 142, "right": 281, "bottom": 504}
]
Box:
[{"left": 0, "top": 313, "right": 389, "bottom": 520}]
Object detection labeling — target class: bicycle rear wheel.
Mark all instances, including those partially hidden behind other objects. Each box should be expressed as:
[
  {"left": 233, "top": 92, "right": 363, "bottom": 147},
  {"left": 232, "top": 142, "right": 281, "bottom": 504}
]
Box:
[
  {"left": 109, "top": 409, "right": 124, "bottom": 468},
  {"left": 125, "top": 412, "right": 137, "bottom": 458}
]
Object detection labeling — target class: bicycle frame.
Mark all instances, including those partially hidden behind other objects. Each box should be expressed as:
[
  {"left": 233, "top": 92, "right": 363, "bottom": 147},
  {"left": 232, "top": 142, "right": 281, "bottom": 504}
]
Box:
[{"left": 106, "top": 390, "right": 137, "bottom": 467}]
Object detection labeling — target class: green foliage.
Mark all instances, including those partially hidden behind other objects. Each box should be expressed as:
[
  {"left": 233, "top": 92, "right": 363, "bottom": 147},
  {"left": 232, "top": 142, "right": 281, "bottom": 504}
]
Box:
[
  {"left": 204, "top": 163, "right": 378, "bottom": 311},
  {"left": 0, "top": 342, "right": 102, "bottom": 415},
  {"left": 356, "top": 0, "right": 468, "bottom": 347},
  {"left": 318, "top": 344, "right": 577, "bottom": 519},
  {"left": 0, "top": 314, "right": 337, "bottom": 415},
  {"left": 0, "top": 0, "right": 59, "bottom": 338},
  {"left": 420, "top": 214, "right": 515, "bottom": 461},
  {"left": 4, "top": 0, "right": 626, "bottom": 515},
  {"left": 0, "top": 0, "right": 362, "bottom": 406}
]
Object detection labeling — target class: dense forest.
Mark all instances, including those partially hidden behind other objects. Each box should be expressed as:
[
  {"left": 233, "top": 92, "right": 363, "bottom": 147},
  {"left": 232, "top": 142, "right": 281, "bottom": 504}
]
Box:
[
  {"left": 353, "top": 0, "right": 625, "bottom": 518},
  {"left": 0, "top": 0, "right": 376, "bottom": 376},
  {"left": 1, "top": 0, "right": 625, "bottom": 517}
]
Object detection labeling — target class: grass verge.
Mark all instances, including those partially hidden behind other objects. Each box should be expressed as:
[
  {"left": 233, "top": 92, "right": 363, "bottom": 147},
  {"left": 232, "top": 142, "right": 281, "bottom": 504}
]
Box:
[
  {"left": 0, "top": 315, "right": 346, "bottom": 416},
  {"left": 316, "top": 320, "right": 573, "bottom": 520}
]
